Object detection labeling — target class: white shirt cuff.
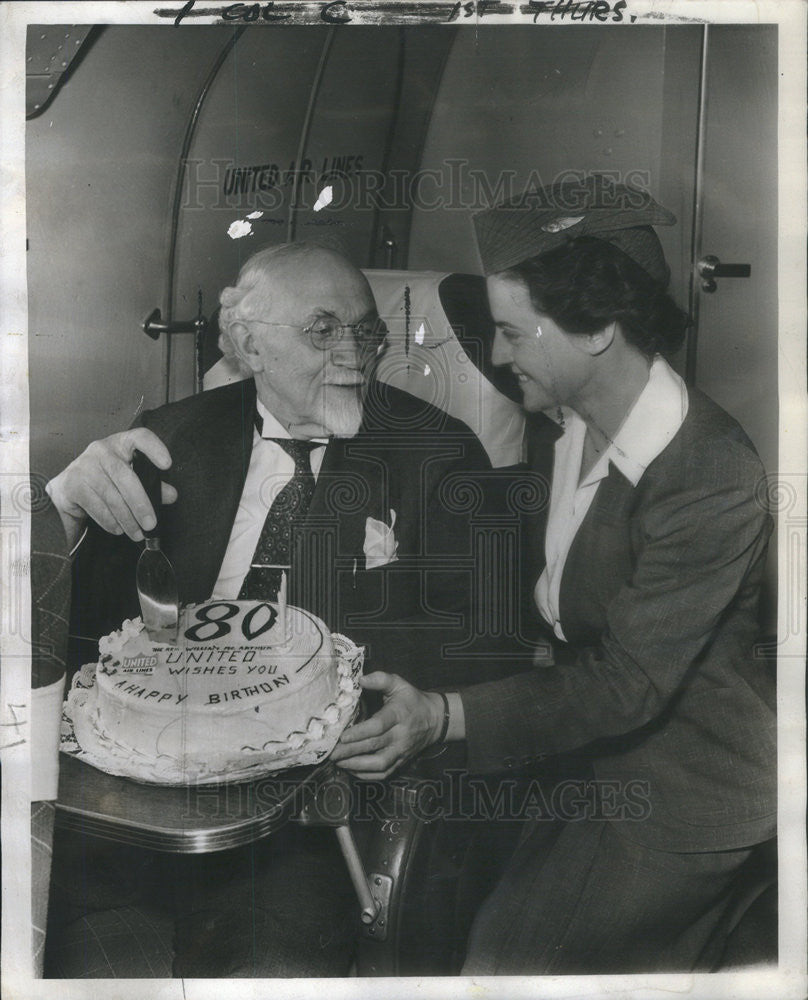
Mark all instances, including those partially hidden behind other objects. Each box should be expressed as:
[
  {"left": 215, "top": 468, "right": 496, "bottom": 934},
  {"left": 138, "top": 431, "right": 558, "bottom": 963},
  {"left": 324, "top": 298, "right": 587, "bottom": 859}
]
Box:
[{"left": 445, "top": 691, "right": 465, "bottom": 742}]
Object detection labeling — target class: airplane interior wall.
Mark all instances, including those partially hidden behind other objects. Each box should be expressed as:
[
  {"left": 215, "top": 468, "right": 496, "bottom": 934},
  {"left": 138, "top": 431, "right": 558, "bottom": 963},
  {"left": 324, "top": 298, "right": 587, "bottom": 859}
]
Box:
[
  {"left": 25, "top": 22, "right": 779, "bottom": 628},
  {"left": 26, "top": 27, "right": 227, "bottom": 479}
]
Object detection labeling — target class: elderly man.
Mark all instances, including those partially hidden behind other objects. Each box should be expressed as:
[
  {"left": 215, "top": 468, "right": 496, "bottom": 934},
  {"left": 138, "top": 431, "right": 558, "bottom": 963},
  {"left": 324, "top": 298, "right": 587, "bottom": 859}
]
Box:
[
  {"left": 54, "top": 243, "right": 503, "bottom": 693},
  {"left": 45, "top": 243, "right": 520, "bottom": 977}
]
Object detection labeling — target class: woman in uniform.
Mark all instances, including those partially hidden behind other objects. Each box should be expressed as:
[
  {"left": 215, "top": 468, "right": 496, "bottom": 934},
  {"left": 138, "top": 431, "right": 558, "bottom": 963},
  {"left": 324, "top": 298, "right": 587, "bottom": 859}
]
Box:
[{"left": 333, "top": 175, "right": 776, "bottom": 974}]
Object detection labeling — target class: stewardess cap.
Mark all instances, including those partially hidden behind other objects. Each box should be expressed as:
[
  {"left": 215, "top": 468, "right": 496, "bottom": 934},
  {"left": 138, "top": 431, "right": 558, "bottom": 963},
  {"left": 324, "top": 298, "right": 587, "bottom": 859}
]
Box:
[{"left": 473, "top": 174, "right": 677, "bottom": 284}]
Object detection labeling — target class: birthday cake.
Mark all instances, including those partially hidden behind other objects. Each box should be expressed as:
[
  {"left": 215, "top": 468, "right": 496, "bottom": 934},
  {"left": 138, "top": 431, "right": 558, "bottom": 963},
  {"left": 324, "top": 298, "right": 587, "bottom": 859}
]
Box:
[{"left": 62, "top": 600, "right": 364, "bottom": 784}]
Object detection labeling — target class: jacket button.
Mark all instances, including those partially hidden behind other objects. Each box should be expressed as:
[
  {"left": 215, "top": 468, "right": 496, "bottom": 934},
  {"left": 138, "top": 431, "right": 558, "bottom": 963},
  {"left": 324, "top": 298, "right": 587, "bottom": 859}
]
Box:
[
  {"left": 520, "top": 755, "right": 534, "bottom": 766},
  {"left": 503, "top": 756, "right": 515, "bottom": 768}
]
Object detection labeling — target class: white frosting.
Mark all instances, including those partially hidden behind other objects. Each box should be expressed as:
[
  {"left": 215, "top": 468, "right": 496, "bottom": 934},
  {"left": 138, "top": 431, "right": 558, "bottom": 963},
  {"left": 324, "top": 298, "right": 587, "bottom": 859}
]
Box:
[
  {"left": 98, "top": 617, "right": 147, "bottom": 659},
  {"left": 93, "top": 601, "right": 343, "bottom": 775}
]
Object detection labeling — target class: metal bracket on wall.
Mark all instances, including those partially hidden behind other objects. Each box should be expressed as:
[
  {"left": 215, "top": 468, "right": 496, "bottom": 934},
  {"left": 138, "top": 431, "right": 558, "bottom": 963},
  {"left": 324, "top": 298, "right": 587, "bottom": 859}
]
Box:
[
  {"left": 363, "top": 874, "right": 393, "bottom": 941},
  {"left": 381, "top": 225, "right": 398, "bottom": 270}
]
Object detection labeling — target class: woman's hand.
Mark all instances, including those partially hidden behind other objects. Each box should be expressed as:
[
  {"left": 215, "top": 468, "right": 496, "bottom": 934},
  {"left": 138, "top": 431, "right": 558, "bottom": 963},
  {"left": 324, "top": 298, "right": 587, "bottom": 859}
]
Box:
[{"left": 330, "top": 672, "right": 444, "bottom": 780}]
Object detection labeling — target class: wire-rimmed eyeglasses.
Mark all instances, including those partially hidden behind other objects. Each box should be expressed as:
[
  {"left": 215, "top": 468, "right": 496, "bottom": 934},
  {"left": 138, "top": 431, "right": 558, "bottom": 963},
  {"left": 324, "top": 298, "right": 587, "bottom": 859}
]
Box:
[{"left": 247, "top": 315, "right": 388, "bottom": 353}]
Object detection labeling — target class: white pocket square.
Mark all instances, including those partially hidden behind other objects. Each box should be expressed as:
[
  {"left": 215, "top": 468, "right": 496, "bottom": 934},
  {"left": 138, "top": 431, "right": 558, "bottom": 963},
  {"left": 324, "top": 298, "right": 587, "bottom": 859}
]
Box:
[{"left": 364, "top": 510, "right": 399, "bottom": 569}]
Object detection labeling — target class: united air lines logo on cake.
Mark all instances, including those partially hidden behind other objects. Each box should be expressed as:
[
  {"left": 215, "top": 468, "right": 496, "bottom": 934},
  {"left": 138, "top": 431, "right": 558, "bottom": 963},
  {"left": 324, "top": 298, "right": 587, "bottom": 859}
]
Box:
[{"left": 122, "top": 654, "right": 157, "bottom": 674}]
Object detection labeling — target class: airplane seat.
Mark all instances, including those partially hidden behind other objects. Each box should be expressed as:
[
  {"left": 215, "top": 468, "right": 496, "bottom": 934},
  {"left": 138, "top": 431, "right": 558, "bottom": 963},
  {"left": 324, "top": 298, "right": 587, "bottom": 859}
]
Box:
[{"left": 352, "top": 749, "right": 532, "bottom": 976}]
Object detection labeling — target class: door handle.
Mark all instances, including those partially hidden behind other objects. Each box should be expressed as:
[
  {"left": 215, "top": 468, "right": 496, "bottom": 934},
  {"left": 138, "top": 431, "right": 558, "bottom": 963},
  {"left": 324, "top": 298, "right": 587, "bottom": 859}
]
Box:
[
  {"left": 142, "top": 307, "right": 208, "bottom": 340},
  {"left": 697, "top": 255, "right": 751, "bottom": 293}
]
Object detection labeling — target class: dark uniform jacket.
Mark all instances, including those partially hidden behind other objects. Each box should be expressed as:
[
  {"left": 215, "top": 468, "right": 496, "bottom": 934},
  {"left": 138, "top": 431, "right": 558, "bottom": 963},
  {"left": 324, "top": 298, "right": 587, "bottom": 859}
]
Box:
[{"left": 460, "top": 389, "right": 776, "bottom": 851}]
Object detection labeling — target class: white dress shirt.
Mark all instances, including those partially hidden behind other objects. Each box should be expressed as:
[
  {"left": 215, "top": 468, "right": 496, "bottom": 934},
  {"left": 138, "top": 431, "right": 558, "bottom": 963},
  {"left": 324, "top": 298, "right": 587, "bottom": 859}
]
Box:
[
  {"left": 535, "top": 356, "right": 689, "bottom": 642},
  {"left": 211, "top": 400, "right": 328, "bottom": 599}
]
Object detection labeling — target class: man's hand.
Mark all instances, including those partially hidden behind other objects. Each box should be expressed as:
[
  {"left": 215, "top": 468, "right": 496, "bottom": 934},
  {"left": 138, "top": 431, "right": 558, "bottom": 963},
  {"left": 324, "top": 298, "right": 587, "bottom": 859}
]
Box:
[
  {"left": 330, "top": 671, "right": 444, "bottom": 780},
  {"left": 46, "top": 428, "right": 177, "bottom": 549}
]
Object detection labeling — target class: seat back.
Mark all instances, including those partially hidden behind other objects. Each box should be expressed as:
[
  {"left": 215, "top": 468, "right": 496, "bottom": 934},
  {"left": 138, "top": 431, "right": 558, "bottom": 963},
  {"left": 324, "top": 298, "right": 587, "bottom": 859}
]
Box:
[{"left": 366, "top": 270, "right": 524, "bottom": 468}]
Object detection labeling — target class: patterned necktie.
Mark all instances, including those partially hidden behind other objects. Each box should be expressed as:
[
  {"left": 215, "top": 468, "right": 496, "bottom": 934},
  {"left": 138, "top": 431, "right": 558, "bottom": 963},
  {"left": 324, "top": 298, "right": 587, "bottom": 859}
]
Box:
[{"left": 238, "top": 438, "right": 318, "bottom": 600}]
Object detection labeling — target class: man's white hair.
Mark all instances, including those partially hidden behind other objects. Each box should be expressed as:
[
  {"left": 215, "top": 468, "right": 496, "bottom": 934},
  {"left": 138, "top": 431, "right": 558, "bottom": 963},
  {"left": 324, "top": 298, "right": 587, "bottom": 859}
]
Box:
[{"left": 217, "top": 243, "right": 329, "bottom": 363}]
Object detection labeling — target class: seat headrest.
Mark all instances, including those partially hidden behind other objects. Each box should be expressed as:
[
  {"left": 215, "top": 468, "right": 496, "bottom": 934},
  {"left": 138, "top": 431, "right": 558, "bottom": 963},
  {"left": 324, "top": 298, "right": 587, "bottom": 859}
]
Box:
[{"left": 365, "top": 269, "right": 524, "bottom": 468}]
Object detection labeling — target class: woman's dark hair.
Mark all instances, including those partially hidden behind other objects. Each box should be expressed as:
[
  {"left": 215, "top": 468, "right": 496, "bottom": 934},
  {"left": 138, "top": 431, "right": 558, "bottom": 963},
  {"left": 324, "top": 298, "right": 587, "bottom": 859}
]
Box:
[{"left": 506, "top": 236, "right": 689, "bottom": 358}]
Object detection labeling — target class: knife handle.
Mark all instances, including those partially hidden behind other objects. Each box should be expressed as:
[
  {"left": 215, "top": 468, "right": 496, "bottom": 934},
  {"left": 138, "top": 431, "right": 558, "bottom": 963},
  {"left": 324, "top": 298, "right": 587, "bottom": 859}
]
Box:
[{"left": 133, "top": 450, "right": 163, "bottom": 540}]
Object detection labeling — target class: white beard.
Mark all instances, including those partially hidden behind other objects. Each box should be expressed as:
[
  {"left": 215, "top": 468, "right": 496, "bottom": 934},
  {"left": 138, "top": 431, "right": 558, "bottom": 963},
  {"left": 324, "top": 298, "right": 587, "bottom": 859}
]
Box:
[{"left": 318, "top": 385, "right": 364, "bottom": 438}]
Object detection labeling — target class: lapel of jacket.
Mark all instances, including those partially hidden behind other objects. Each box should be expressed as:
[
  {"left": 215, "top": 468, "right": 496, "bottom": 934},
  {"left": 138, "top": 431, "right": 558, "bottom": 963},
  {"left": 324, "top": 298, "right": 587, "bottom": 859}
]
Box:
[
  {"left": 165, "top": 380, "right": 257, "bottom": 603},
  {"left": 290, "top": 431, "right": 387, "bottom": 622},
  {"left": 559, "top": 461, "right": 637, "bottom": 644},
  {"left": 524, "top": 411, "right": 563, "bottom": 588}
]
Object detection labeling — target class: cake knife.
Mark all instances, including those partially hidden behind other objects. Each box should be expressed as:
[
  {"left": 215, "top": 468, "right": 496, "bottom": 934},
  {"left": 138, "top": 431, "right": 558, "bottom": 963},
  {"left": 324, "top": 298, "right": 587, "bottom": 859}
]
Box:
[{"left": 135, "top": 452, "right": 179, "bottom": 643}]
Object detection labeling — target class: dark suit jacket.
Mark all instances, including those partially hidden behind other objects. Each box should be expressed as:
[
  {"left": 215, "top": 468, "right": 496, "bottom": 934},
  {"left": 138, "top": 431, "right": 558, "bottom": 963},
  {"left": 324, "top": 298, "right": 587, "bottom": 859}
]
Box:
[
  {"left": 460, "top": 389, "right": 776, "bottom": 851},
  {"left": 71, "top": 378, "right": 527, "bottom": 692}
]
